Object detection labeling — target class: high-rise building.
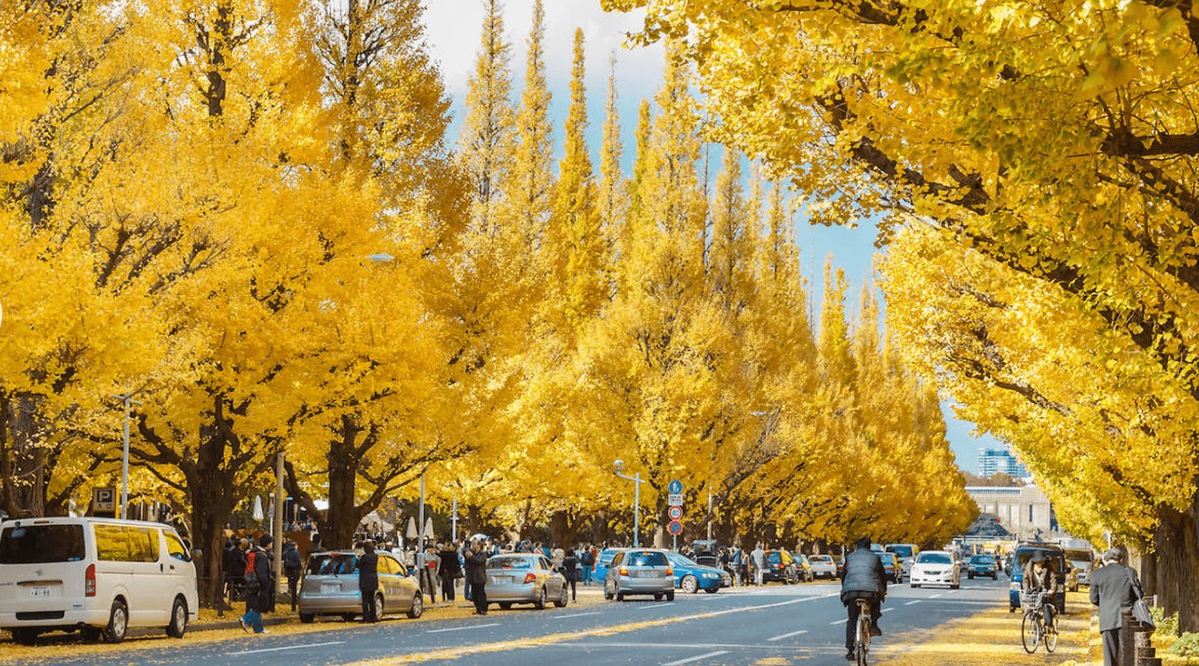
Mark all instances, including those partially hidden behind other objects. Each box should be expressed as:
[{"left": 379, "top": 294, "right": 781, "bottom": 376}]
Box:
[{"left": 978, "top": 447, "right": 1031, "bottom": 479}]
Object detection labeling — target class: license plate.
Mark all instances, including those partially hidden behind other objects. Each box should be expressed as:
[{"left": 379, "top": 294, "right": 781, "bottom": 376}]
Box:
[
  {"left": 321, "top": 584, "right": 339, "bottom": 594},
  {"left": 490, "top": 576, "right": 510, "bottom": 584},
  {"left": 636, "top": 570, "right": 657, "bottom": 578},
  {"left": 27, "top": 586, "right": 52, "bottom": 598}
]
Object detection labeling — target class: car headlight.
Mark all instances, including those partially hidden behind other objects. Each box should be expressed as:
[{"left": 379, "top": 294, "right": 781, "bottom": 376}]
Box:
[
  {"left": 1010, "top": 582, "right": 1020, "bottom": 591},
  {"left": 703, "top": 573, "right": 719, "bottom": 579}
]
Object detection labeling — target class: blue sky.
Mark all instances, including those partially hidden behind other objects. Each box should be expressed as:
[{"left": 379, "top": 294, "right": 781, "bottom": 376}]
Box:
[{"left": 422, "top": 0, "right": 1004, "bottom": 471}]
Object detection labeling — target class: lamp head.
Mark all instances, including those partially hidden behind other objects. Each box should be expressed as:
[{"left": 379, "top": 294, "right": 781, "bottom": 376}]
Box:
[{"left": 614, "top": 459, "right": 624, "bottom": 473}]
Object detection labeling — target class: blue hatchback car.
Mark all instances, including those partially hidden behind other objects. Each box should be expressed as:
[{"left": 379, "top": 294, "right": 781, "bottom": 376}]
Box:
[
  {"left": 667, "top": 552, "right": 731, "bottom": 594},
  {"left": 591, "top": 548, "right": 626, "bottom": 585},
  {"left": 1008, "top": 545, "right": 1067, "bottom": 614}
]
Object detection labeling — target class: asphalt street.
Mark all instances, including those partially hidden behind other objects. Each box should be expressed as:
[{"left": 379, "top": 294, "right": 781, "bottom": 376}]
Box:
[{"left": 11, "top": 578, "right": 1020, "bottom": 665}]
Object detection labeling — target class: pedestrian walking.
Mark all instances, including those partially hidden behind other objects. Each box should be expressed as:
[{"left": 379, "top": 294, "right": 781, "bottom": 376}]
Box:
[
  {"left": 439, "top": 542, "right": 461, "bottom": 602},
  {"left": 731, "top": 546, "right": 743, "bottom": 586},
  {"left": 423, "top": 542, "right": 441, "bottom": 602},
  {"left": 283, "top": 540, "right": 302, "bottom": 611},
  {"left": 752, "top": 543, "right": 766, "bottom": 586},
  {"left": 1090, "top": 548, "right": 1141, "bottom": 666},
  {"left": 580, "top": 545, "right": 595, "bottom": 586},
  {"left": 239, "top": 535, "right": 273, "bottom": 634},
  {"left": 562, "top": 549, "right": 579, "bottom": 601},
  {"left": 356, "top": 540, "right": 380, "bottom": 622},
  {"left": 465, "top": 539, "right": 489, "bottom": 615}
]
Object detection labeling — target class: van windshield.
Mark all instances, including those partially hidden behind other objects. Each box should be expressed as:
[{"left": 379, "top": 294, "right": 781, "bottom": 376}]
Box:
[{"left": 0, "top": 524, "right": 85, "bottom": 564}]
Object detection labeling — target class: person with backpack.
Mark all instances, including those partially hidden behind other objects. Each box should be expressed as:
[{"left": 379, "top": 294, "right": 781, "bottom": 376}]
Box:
[
  {"left": 283, "top": 540, "right": 302, "bottom": 611},
  {"left": 239, "top": 535, "right": 274, "bottom": 634}
]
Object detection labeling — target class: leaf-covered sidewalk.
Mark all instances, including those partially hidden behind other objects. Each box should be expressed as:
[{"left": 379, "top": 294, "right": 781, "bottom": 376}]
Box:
[{"left": 876, "top": 592, "right": 1094, "bottom": 666}]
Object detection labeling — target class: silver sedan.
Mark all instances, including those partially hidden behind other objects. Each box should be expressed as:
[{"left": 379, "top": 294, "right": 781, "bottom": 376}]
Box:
[
  {"left": 604, "top": 548, "right": 675, "bottom": 601},
  {"left": 485, "top": 554, "right": 569, "bottom": 610},
  {"left": 298, "top": 550, "right": 423, "bottom": 622}
]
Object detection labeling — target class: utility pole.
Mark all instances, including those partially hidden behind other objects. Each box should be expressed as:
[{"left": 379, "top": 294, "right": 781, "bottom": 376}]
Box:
[
  {"left": 273, "top": 451, "right": 284, "bottom": 596},
  {"left": 115, "top": 394, "right": 141, "bottom": 520},
  {"left": 451, "top": 498, "right": 458, "bottom": 543},
  {"left": 614, "top": 460, "right": 643, "bottom": 548},
  {"left": 707, "top": 489, "right": 713, "bottom": 540}
]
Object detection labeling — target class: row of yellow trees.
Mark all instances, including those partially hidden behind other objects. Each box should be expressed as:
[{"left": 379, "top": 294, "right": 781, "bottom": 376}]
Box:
[
  {"left": 605, "top": 0, "right": 1199, "bottom": 630},
  {"left": 0, "top": 0, "right": 972, "bottom": 603}
]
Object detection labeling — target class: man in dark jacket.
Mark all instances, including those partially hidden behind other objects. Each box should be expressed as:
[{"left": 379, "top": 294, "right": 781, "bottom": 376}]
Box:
[
  {"left": 283, "top": 540, "right": 303, "bottom": 611},
  {"left": 464, "top": 540, "right": 489, "bottom": 615},
  {"left": 356, "top": 541, "right": 380, "bottom": 622},
  {"left": 1090, "top": 548, "right": 1140, "bottom": 666},
  {"left": 1022, "top": 552, "right": 1060, "bottom": 631},
  {"left": 239, "top": 535, "right": 273, "bottom": 634},
  {"left": 439, "top": 543, "right": 461, "bottom": 602},
  {"left": 562, "top": 549, "right": 580, "bottom": 601},
  {"left": 840, "top": 537, "right": 887, "bottom": 661}
]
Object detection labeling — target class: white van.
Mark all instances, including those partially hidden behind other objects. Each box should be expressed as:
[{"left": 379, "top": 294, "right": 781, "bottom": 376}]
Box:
[{"left": 0, "top": 517, "right": 199, "bottom": 644}]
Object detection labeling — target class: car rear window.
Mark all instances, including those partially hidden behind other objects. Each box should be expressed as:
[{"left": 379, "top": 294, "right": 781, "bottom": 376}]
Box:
[
  {"left": 811, "top": 556, "right": 831, "bottom": 563},
  {"left": 598, "top": 550, "right": 620, "bottom": 564},
  {"left": 311, "top": 553, "right": 357, "bottom": 575},
  {"left": 766, "top": 552, "right": 781, "bottom": 564},
  {"left": 917, "top": 553, "right": 952, "bottom": 564},
  {"left": 887, "top": 545, "right": 914, "bottom": 558},
  {"left": 626, "top": 551, "right": 667, "bottom": 567},
  {"left": 488, "top": 556, "right": 532, "bottom": 570},
  {"left": 0, "top": 524, "right": 85, "bottom": 564}
]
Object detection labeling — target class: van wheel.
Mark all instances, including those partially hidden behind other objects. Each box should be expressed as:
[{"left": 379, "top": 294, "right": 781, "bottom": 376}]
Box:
[
  {"left": 11, "top": 628, "right": 39, "bottom": 645},
  {"left": 407, "top": 593, "right": 423, "bottom": 619},
  {"left": 166, "top": 596, "right": 188, "bottom": 638},
  {"left": 105, "top": 599, "right": 128, "bottom": 643},
  {"left": 299, "top": 613, "right": 315, "bottom": 624}
]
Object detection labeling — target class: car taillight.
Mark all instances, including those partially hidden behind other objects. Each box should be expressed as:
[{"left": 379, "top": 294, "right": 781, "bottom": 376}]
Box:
[
  {"left": 523, "top": 573, "right": 536, "bottom": 584},
  {"left": 619, "top": 567, "right": 629, "bottom": 576},
  {"left": 665, "top": 568, "right": 673, "bottom": 576},
  {"left": 85, "top": 563, "right": 96, "bottom": 597}
]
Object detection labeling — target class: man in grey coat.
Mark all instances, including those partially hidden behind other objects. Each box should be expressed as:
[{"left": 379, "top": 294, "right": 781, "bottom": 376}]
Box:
[
  {"left": 840, "top": 537, "right": 887, "bottom": 661},
  {"left": 1090, "top": 548, "right": 1140, "bottom": 666}
]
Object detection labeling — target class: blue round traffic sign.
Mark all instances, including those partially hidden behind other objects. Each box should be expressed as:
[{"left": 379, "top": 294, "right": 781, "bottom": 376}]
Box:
[
  {"left": 668, "top": 479, "right": 683, "bottom": 494},
  {"left": 667, "top": 520, "right": 683, "bottom": 536}
]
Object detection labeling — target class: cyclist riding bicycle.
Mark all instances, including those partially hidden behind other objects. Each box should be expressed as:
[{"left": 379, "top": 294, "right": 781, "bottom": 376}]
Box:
[
  {"left": 1021, "top": 552, "right": 1059, "bottom": 631},
  {"left": 840, "top": 536, "right": 887, "bottom": 661}
]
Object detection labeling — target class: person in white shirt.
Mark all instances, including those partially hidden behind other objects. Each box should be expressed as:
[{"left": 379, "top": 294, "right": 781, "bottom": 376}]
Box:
[{"left": 752, "top": 544, "right": 767, "bottom": 585}]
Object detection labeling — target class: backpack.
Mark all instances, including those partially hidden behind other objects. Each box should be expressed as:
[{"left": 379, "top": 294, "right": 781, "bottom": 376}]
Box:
[{"left": 244, "top": 549, "right": 261, "bottom": 592}]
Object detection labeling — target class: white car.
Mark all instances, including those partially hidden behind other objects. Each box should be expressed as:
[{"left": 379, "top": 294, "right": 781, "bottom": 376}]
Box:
[
  {"left": 0, "top": 517, "right": 199, "bottom": 644},
  {"left": 807, "top": 554, "right": 838, "bottom": 579},
  {"left": 909, "top": 550, "right": 960, "bottom": 589}
]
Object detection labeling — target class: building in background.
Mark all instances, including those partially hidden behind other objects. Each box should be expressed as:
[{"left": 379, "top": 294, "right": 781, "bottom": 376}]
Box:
[
  {"left": 965, "top": 485, "right": 1057, "bottom": 541},
  {"left": 978, "top": 447, "right": 1031, "bottom": 479}
]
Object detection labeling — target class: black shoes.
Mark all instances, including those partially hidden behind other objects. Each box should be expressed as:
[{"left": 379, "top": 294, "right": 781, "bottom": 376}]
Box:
[{"left": 870, "top": 625, "right": 883, "bottom": 637}]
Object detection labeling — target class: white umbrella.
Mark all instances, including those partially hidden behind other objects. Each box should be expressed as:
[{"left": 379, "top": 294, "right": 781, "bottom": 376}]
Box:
[
  {"left": 423, "top": 517, "right": 435, "bottom": 541},
  {"left": 252, "top": 496, "right": 264, "bottom": 521},
  {"left": 406, "top": 516, "right": 418, "bottom": 539}
]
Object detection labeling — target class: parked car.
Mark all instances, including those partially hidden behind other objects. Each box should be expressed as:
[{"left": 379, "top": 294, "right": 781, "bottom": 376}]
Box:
[
  {"left": 762, "top": 550, "right": 802, "bottom": 584},
  {"left": 879, "top": 552, "right": 902, "bottom": 583},
  {"left": 808, "top": 554, "right": 838, "bottom": 580},
  {"left": 604, "top": 549, "right": 675, "bottom": 601},
  {"left": 909, "top": 550, "right": 960, "bottom": 589},
  {"left": 485, "top": 553, "right": 568, "bottom": 610},
  {"left": 834, "top": 555, "right": 846, "bottom": 579},
  {"left": 298, "top": 550, "right": 422, "bottom": 623},
  {"left": 591, "top": 547, "right": 626, "bottom": 584},
  {"left": 1008, "top": 544, "right": 1068, "bottom": 613},
  {"left": 885, "top": 543, "right": 919, "bottom": 581},
  {"left": 0, "top": 517, "right": 199, "bottom": 645},
  {"left": 689, "top": 540, "right": 720, "bottom": 568},
  {"left": 666, "top": 552, "right": 729, "bottom": 594},
  {"left": 967, "top": 554, "right": 999, "bottom": 580}
]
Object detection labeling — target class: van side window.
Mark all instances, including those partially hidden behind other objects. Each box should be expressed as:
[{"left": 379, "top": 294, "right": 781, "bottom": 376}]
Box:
[
  {"left": 164, "top": 531, "right": 191, "bottom": 562},
  {"left": 143, "top": 528, "right": 161, "bottom": 561},
  {"left": 95, "top": 524, "right": 133, "bottom": 561}
]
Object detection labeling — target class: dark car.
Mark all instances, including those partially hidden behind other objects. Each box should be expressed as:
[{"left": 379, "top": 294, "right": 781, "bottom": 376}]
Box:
[
  {"left": 762, "top": 550, "right": 801, "bottom": 584},
  {"left": 968, "top": 554, "right": 999, "bottom": 580},
  {"left": 1008, "top": 544, "right": 1067, "bottom": 614},
  {"left": 879, "top": 552, "right": 901, "bottom": 583}
]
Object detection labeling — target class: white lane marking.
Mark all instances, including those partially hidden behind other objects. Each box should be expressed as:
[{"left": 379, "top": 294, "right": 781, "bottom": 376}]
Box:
[
  {"left": 555, "top": 611, "right": 602, "bottom": 619},
  {"left": 831, "top": 618, "right": 849, "bottom": 625},
  {"left": 766, "top": 629, "right": 809, "bottom": 642},
  {"left": 930, "top": 594, "right": 943, "bottom": 598},
  {"left": 905, "top": 600, "right": 921, "bottom": 606},
  {"left": 882, "top": 608, "right": 892, "bottom": 613},
  {"left": 427, "top": 622, "right": 500, "bottom": 633},
  {"left": 662, "top": 650, "right": 731, "bottom": 665},
  {"left": 638, "top": 602, "right": 676, "bottom": 610},
  {"left": 228, "top": 641, "right": 344, "bottom": 655}
]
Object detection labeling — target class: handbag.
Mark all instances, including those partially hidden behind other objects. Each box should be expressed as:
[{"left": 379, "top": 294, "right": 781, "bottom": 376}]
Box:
[{"left": 1126, "top": 568, "right": 1155, "bottom": 628}]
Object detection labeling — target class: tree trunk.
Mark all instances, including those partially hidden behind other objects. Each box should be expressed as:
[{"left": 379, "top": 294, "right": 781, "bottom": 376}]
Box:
[
  {"left": 186, "top": 443, "right": 238, "bottom": 608},
  {"left": 325, "top": 427, "right": 361, "bottom": 549},
  {"left": 1153, "top": 493, "right": 1199, "bottom": 632}
]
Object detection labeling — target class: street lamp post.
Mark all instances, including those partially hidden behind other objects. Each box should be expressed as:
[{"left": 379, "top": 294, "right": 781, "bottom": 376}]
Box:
[
  {"left": 115, "top": 393, "right": 141, "bottom": 519},
  {"left": 613, "top": 459, "right": 643, "bottom": 548}
]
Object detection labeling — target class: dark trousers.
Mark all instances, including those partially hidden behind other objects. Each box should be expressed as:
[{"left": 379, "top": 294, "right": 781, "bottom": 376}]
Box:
[
  {"left": 287, "top": 576, "right": 299, "bottom": 610},
  {"left": 567, "top": 577, "right": 576, "bottom": 600},
  {"left": 845, "top": 595, "right": 881, "bottom": 651},
  {"left": 361, "top": 587, "right": 378, "bottom": 622},
  {"left": 470, "top": 583, "right": 487, "bottom": 614},
  {"left": 1102, "top": 628, "right": 1121, "bottom": 666},
  {"left": 440, "top": 575, "right": 456, "bottom": 601}
]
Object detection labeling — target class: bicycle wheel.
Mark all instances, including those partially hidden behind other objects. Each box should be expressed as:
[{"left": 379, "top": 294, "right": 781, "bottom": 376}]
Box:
[
  {"left": 1021, "top": 611, "right": 1041, "bottom": 654},
  {"left": 1044, "top": 621, "right": 1058, "bottom": 653},
  {"left": 857, "top": 616, "right": 871, "bottom": 665}
]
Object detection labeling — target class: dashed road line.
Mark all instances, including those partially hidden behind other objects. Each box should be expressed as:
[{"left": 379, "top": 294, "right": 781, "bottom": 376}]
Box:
[
  {"left": 661, "top": 650, "right": 730, "bottom": 665},
  {"left": 554, "top": 611, "right": 601, "bottom": 619},
  {"left": 228, "top": 641, "right": 345, "bottom": 655},
  {"left": 766, "top": 629, "right": 809, "bottom": 642},
  {"left": 426, "top": 622, "right": 500, "bottom": 633}
]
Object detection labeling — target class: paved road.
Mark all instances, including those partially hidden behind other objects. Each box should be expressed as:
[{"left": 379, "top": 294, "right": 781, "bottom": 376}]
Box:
[{"left": 13, "top": 578, "right": 1019, "bottom": 665}]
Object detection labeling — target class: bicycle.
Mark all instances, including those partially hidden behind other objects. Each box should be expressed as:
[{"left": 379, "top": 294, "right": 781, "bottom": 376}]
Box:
[
  {"left": 1020, "top": 589, "right": 1058, "bottom": 654},
  {"left": 853, "top": 598, "right": 872, "bottom": 665}
]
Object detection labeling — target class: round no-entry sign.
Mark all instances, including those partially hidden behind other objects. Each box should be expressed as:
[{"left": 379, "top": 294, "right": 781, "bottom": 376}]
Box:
[
  {"left": 667, "top": 520, "right": 683, "bottom": 536},
  {"left": 668, "top": 505, "right": 683, "bottom": 520}
]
